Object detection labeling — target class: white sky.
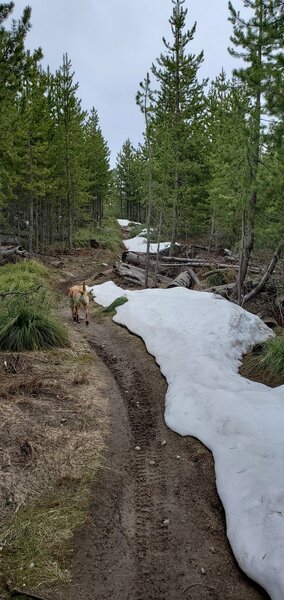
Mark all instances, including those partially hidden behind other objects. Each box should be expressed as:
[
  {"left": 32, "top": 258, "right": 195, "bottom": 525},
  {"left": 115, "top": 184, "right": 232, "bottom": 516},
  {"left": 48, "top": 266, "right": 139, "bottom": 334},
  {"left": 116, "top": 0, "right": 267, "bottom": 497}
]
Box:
[{"left": 12, "top": 0, "right": 244, "bottom": 166}]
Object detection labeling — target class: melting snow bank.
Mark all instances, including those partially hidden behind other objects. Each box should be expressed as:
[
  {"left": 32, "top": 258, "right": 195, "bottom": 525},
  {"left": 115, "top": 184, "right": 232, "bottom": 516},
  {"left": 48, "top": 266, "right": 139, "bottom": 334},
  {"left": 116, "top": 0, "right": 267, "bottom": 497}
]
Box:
[
  {"left": 91, "top": 282, "right": 284, "bottom": 599},
  {"left": 123, "top": 235, "right": 171, "bottom": 253},
  {"left": 117, "top": 219, "right": 141, "bottom": 227}
]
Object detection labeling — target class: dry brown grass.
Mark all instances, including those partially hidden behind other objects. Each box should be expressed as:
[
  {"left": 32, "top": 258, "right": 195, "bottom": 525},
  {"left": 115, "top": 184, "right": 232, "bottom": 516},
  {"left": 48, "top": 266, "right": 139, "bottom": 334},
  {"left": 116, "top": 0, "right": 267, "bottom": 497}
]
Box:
[{"left": 0, "top": 330, "right": 109, "bottom": 594}]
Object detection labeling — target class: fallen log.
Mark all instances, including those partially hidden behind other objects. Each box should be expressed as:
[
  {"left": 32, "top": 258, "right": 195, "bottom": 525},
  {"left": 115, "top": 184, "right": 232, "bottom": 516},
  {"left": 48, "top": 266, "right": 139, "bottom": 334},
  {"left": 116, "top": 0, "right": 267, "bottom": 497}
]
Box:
[
  {"left": 122, "top": 251, "right": 149, "bottom": 267},
  {"left": 159, "top": 258, "right": 261, "bottom": 273},
  {"left": 113, "top": 262, "right": 154, "bottom": 287},
  {"left": 203, "top": 282, "right": 236, "bottom": 298},
  {"left": 167, "top": 270, "right": 193, "bottom": 289},
  {"left": 0, "top": 245, "right": 29, "bottom": 265}
]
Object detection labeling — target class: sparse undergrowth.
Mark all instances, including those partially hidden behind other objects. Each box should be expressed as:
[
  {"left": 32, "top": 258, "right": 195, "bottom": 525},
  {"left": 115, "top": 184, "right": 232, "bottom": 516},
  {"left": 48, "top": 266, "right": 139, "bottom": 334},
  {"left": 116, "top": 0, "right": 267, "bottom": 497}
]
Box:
[
  {"left": 1, "top": 477, "right": 92, "bottom": 591},
  {"left": 74, "top": 218, "right": 123, "bottom": 251},
  {"left": 0, "top": 340, "right": 107, "bottom": 596}
]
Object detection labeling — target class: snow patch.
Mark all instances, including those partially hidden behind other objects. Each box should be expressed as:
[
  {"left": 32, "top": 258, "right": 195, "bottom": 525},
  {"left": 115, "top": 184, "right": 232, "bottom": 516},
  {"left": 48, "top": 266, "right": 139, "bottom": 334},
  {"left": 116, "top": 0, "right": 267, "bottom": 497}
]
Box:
[{"left": 91, "top": 282, "right": 284, "bottom": 600}]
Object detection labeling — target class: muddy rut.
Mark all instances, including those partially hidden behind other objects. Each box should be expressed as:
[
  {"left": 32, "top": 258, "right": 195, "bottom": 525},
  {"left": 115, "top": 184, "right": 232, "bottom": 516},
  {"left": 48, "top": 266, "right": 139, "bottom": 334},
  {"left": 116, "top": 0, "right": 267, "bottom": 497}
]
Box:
[{"left": 52, "top": 312, "right": 269, "bottom": 600}]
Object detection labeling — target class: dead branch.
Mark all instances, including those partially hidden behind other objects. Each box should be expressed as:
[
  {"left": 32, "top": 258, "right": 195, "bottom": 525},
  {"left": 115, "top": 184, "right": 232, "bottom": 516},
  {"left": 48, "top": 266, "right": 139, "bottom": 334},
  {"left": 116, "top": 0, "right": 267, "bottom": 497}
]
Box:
[
  {"left": 0, "top": 285, "right": 42, "bottom": 298},
  {"left": 183, "top": 582, "right": 216, "bottom": 594},
  {"left": 242, "top": 240, "right": 284, "bottom": 306}
]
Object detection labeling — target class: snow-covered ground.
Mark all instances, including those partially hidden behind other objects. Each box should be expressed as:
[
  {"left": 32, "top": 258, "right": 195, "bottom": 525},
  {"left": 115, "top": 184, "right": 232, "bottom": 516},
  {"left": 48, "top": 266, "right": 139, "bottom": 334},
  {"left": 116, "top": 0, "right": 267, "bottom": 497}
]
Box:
[
  {"left": 123, "top": 235, "right": 171, "bottom": 254},
  {"left": 117, "top": 218, "right": 171, "bottom": 253},
  {"left": 90, "top": 281, "right": 284, "bottom": 600},
  {"left": 117, "top": 219, "right": 141, "bottom": 228}
]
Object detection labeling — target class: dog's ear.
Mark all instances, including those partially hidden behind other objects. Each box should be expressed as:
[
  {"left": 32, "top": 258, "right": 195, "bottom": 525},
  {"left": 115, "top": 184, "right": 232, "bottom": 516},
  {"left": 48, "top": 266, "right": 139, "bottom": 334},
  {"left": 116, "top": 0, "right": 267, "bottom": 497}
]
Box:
[{"left": 83, "top": 281, "right": 86, "bottom": 292}]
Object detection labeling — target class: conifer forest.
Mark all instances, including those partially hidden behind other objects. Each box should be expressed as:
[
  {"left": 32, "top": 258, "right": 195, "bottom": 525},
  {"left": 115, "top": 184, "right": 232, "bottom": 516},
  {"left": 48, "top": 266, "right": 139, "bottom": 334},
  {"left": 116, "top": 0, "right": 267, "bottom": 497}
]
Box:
[{"left": 1, "top": 1, "right": 283, "bottom": 279}]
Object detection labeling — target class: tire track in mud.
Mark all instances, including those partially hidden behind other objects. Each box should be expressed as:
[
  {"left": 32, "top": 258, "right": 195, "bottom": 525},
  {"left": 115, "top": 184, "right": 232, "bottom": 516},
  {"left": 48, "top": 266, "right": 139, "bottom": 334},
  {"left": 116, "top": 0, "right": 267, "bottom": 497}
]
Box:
[
  {"left": 90, "top": 328, "right": 172, "bottom": 600},
  {"left": 51, "top": 309, "right": 270, "bottom": 600}
]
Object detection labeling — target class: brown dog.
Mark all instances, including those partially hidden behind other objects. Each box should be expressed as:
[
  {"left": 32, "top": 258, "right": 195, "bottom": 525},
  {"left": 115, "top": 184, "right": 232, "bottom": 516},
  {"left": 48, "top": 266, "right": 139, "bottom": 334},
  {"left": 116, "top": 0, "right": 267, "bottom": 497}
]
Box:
[{"left": 68, "top": 281, "right": 90, "bottom": 326}]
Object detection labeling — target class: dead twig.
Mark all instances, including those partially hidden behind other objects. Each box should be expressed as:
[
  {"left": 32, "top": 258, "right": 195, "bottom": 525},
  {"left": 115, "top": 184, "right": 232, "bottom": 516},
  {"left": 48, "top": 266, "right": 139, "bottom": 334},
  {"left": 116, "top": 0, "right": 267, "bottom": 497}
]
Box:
[{"left": 183, "top": 582, "right": 216, "bottom": 594}]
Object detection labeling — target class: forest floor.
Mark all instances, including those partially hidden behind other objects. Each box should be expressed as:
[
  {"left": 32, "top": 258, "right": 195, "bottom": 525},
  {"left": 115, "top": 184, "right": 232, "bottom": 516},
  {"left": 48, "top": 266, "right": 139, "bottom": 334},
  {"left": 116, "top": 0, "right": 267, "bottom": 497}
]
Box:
[{"left": 0, "top": 247, "right": 271, "bottom": 600}]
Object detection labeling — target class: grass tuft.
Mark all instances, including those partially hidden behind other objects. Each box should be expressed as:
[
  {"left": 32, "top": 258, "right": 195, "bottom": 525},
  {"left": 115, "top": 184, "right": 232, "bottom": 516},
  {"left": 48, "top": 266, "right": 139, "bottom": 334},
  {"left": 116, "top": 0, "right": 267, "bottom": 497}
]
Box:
[
  {"left": 0, "top": 307, "right": 69, "bottom": 351},
  {"left": 257, "top": 336, "right": 284, "bottom": 382},
  {"left": 102, "top": 296, "right": 128, "bottom": 315},
  {"left": 240, "top": 334, "right": 284, "bottom": 387}
]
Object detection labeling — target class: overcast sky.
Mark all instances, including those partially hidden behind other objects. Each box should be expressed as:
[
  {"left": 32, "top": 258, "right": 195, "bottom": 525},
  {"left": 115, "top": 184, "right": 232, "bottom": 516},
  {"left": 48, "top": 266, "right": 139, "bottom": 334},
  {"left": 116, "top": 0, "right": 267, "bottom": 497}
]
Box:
[{"left": 12, "top": 0, "right": 243, "bottom": 166}]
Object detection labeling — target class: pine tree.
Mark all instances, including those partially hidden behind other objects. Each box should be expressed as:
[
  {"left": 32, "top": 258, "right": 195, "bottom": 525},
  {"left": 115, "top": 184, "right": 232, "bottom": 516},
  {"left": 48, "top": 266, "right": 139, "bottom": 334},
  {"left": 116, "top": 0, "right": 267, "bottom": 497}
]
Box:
[
  {"left": 14, "top": 61, "right": 53, "bottom": 253},
  {"left": 151, "top": 0, "right": 207, "bottom": 253},
  {"left": 53, "top": 54, "right": 88, "bottom": 249},
  {"left": 207, "top": 72, "right": 251, "bottom": 249},
  {"left": 84, "top": 108, "right": 110, "bottom": 226},
  {"left": 228, "top": 0, "right": 275, "bottom": 300},
  {"left": 115, "top": 139, "right": 143, "bottom": 222}
]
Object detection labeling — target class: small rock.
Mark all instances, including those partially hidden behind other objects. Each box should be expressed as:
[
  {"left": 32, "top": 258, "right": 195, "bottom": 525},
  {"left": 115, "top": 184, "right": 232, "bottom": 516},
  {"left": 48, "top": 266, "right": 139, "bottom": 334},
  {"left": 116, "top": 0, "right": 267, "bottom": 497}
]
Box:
[
  {"left": 29, "top": 562, "right": 35, "bottom": 569},
  {"left": 149, "top": 460, "right": 155, "bottom": 466},
  {"left": 176, "top": 455, "right": 181, "bottom": 460},
  {"left": 210, "top": 546, "right": 216, "bottom": 554},
  {"left": 162, "top": 519, "right": 170, "bottom": 526},
  {"left": 161, "top": 440, "right": 167, "bottom": 446},
  {"left": 135, "top": 446, "right": 141, "bottom": 451},
  {"left": 201, "top": 567, "right": 206, "bottom": 575}
]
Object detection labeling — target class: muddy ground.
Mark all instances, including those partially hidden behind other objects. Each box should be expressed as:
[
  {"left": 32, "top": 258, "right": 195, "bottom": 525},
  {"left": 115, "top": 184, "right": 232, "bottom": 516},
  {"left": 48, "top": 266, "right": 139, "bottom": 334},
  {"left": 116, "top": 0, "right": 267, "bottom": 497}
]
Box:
[{"left": 1, "top": 250, "right": 271, "bottom": 600}]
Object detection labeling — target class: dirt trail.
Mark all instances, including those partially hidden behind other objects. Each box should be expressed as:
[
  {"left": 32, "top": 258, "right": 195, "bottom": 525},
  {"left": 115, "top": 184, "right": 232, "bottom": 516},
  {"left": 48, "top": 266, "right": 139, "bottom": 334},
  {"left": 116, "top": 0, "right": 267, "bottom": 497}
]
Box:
[{"left": 49, "top": 300, "right": 269, "bottom": 600}]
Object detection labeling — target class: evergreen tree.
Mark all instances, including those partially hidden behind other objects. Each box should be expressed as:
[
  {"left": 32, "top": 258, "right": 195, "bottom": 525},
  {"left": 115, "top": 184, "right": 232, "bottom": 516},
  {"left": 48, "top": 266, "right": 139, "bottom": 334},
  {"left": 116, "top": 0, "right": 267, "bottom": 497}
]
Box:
[
  {"left": 53, "top": 54, "right": 88, "bottom": 249},
  {"left": 206, "top": 72, "right": 251, "bottom": 249},
  {"left": 151, "top": 0, "right": 207, "bottom": 252},
  {"left": 228, "top": 0, "right": 275, "bottom": 300},
  {"left": 84, "top": 108, "right": 110, "bottom": 226},
  {"left": 115, "top": 139, "right": 144, "bottom": 222},
  {"left": 14, "top": 61, "right": 53, "bottom": 253}
]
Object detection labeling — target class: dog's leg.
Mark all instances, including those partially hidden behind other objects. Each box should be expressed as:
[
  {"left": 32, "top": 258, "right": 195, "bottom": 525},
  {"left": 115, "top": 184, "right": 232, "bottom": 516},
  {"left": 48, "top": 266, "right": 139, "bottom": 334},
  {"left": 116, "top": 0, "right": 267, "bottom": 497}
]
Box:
[{"left": 85, "top": 305, "right": 89, "bottom": 326}]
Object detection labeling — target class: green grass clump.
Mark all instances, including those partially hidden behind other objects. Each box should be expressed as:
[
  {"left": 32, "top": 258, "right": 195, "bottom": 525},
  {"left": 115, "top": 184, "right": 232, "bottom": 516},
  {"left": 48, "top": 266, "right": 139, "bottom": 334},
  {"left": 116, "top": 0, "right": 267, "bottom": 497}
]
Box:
[
  {"left": 0, "top": 259, "right": 68, "bottom": 351},
  {"left": 102, "top": 296, "right": 128, "bottom": 315},
  {"left": 0, "top": 307, "right": 69, "bottom": 351},
  {"left": 241, "top": 334, "right": 284, "bottom": 387},
  {"left": 257, "top": 336, "right": 284, "bottom": 383}
]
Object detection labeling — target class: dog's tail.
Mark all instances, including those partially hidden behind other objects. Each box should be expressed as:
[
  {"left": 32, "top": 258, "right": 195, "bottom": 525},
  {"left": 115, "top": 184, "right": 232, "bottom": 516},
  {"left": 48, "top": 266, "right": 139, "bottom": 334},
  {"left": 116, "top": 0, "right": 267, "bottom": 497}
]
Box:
[{"left": 83, "top": 281, "right": 86, "bottom": 292}]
